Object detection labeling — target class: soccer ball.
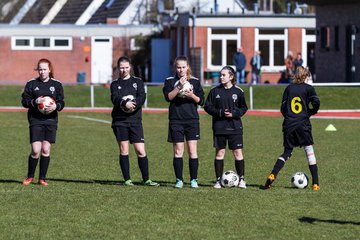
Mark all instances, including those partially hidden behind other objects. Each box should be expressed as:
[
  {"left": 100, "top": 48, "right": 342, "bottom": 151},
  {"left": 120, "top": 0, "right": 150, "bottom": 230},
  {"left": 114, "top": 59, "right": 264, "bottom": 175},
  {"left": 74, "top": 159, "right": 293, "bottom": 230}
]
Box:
[
  {"left": 37, "top": 96, "right": 55, "bottom": 115},
  {"left": 176, "top": 81, "right": 193, "bottom": 98},
  {"left": 291, "top": 172, "right": 309, "bottom": 189},
  {"left": 221, "top": 170, "right": 240, "bottom": 188},
  {"left": 121, "top": 95, "right": 136, "bottom": 113}
]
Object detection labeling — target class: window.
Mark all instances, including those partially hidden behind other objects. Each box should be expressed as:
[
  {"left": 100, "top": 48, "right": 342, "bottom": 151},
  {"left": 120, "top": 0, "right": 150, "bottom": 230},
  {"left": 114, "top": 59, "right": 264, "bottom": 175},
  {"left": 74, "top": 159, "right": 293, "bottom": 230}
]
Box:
[
  {"left": 320, "top": 27, "right": 330, "bottom": 51},
  {"left": 15, "top": 39, "right": 30, "bottom": 46},
  {"left": 255, "top": 28, "right": 287, "bottom": 71},
  {"left": 334, "top": 26, "right": 339, "bottom": 51},
  {"left": 12, "top": 37, "right": 72, "bottom": 50},
  {"left": 207, "top": 28, "right": 241, "bottom": 70},
  {"left": 34, "top": 38, "right": 50, "bottom": 47}
]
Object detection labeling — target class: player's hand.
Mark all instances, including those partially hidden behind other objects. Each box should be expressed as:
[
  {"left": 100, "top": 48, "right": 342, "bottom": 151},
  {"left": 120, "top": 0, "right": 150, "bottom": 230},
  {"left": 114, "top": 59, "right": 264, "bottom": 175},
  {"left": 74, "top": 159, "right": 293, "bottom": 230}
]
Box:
[
  {"left": 47, "top": 102, "right": 57, "bottom": 112},
  {"left": 183, "top": 88, "right": 194, "bottom": 98},
  {"left": 224, "top": 109, "right": 233, "bottom": 118},
  {"left": 179, "top": 76, "right": 187, "bottom": 85},
  {"left": 125, "top": 101, "right": 136, "bottom": 111},
  {"left": 35, "top": 96, "right": 45, "bottom": 104}
]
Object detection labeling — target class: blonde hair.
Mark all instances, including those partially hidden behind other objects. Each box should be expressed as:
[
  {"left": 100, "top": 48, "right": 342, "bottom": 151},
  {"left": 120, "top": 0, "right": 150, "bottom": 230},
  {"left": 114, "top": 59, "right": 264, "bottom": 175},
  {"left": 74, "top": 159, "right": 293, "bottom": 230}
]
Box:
[
  {"left": 293, "top": 66, "right": 310, "bottom": 84},
  {"left": 174, "top": 56, "right": 192, "bottom": 80}
]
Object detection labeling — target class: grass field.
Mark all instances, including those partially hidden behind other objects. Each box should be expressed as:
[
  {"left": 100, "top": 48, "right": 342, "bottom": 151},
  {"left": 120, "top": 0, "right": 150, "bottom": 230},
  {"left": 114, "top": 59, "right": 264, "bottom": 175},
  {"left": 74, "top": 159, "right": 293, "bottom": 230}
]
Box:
[
  {"left": 1, "top": 84, "right": 359, "bottom": 109},
  {"left": 0, "top": 111, "right": 359, "bottom": 239}
]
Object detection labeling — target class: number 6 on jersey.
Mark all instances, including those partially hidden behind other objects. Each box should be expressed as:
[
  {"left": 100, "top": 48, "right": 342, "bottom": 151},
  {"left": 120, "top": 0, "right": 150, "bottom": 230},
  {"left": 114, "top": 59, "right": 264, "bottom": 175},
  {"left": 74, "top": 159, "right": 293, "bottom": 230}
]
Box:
[{"left": 291, "top": 97, "right": 302, "bottom": 114}]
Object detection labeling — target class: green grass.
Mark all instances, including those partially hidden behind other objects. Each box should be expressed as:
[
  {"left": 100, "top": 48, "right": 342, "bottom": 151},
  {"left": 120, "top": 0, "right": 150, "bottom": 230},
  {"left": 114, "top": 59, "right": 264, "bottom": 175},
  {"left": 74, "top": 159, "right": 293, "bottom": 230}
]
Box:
[
  {"left": 1, "top": 84, "right": 359, "bottom": 109},
  {"left": 0, "top": 112, "right": 359, "bottom": 239}
]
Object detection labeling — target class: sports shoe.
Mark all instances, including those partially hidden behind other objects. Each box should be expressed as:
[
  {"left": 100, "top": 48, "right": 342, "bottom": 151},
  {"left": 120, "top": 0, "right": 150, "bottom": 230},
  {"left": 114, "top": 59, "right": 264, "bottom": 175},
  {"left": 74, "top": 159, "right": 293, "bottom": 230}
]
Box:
[
  {"left": 213, "top": 180, "right": 222, "bottom": 189},
  {"left": 262, "top": 173, "right": 276, "bottom": 189},
  {"left": 143, "top": 179, "right": 160, "bottom": 187},
  {"left": 22, "top": 177, "right": 33, "bottom": 186},
  {"left": 238, "top": 179, "right": 247, "bottom": 189},
  {"left": 190, "top": 179, "right": 199, "bottom": 188},
  {"left": 174, "top": 179, "right": 183, "bottom": 189},
  {"left": 312, "top": 184, "right": 320, "bottom": 191},
  {"left": 124, "top": 179, "right": 134, "bottom": 186},
  {"left": 38, "top": 179, "right": 49, "bottom": 186}
]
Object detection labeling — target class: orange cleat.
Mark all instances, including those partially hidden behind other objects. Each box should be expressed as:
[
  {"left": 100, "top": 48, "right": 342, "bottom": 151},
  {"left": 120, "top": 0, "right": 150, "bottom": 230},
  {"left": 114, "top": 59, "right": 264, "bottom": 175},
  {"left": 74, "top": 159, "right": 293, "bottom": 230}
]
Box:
[
  {"left": 312, "top": 184, "right": 320, "bottom": 191},
  {"left": 22, "top": 177, "right": 34, "bottom": 186},
  {"left": 38, "top": 179, "right": 49, "bottom": 186},
  {"left": 262, "top": 173, "right": 275, "bottom": 189}
]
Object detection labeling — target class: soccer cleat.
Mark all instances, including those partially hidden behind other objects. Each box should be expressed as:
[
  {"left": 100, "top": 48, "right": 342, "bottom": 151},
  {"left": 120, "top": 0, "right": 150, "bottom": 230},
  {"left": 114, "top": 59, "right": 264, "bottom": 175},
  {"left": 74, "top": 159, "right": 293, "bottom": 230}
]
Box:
[
  {"left": 174, "top": 179, "right": 183, "bottom": 189},
  {"left": 190, "top": 179, "right": 199, "bottom": 188},
  {"left": 213, "top": 180, "right": 222, "bottom": 189},
  {"left": 312, "top": 184, "right": 320, "bottom": 191},
  {"left": 38, "top": 179, "right": 49, "bottom": 186},
  {"left": 262, "top": 173, "right": 276, "bottom": 189},
  {"left": 22, "top": 177, "right": 34, "bottom": 186},
  {"left": 143, "top": 179, "right": 160, "bottom": 187},
  {"left": 124, "top": 179, "right": 134, "bottom": 186},
  {"left": 238, "top": 179, "right": 247, "bottom": 189}
]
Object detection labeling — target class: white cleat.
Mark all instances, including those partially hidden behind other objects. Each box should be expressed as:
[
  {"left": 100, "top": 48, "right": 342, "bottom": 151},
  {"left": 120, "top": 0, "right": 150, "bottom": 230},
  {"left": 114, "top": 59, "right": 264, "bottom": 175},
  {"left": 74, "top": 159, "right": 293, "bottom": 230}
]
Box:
[{"left": 238, "top": 179, "right": 247, "bottom": 189}]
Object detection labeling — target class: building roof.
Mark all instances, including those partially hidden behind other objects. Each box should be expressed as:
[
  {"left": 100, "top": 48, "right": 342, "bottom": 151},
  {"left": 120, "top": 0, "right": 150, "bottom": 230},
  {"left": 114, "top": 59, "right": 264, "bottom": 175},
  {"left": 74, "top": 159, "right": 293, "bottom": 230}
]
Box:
[
  {"left": 21, "top": 0, "right": 57, "bottom": 23},
  {"left": 88, "top": 0, "right": 131, "bottom": 24},
  {"left": 0, "top": 0, "right": 27, "bottom": 23},
  {"left": 51, "top": 0, "right": 93, "bottom": 24}
]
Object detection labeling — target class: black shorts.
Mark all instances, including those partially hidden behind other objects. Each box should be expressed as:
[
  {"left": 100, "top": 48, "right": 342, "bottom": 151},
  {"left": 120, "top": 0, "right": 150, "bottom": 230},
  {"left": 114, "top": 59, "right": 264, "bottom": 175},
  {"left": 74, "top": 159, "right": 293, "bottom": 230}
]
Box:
[
  {"left": 283, "top": 125, "right": 313, "bottom": 148},
  {"left": 30, "top": 125, "right": 57, "bottom": 144},
  {"left": 167, "top": 122, "right": 200, "bottom": 143},
  {"left": 112, "top": 123, "right": 144, "bottom": 143},
  {"left": 214, "top": 134, "right": 243, "bottom": 150}
]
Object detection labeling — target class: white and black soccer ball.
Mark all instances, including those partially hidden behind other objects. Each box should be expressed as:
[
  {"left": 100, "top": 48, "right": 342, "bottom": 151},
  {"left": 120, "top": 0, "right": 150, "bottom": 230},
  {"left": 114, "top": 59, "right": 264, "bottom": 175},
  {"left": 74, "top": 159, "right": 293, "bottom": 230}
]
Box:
[
  {"left": 291, "top": 172, "right": 309, "bottom": 189},
  {"left": 221, "top": 170, "right": 240, "bottom": 188},
  {"left": 176, "top": 81, "right": 193, "bottom": 98},
  {"left": 121, "top": 95, "right": 136, "bottom": 113},
  {"left": 37, "top": 96, "right": 55, "bottom": 115}
]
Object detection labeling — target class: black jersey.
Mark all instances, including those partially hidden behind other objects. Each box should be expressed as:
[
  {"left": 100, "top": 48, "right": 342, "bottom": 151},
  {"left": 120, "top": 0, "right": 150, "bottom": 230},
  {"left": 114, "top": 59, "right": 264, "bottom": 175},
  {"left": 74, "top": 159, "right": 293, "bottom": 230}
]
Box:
[
  {"left": 204, "top": 84, "right": 248, "bottom": 135},
  {"left": 280, "top": 83, "right": 320, "bottom": 133},
  {"left": 21, "top": 77, "right": 65, "bottom": 126},
  {"left": 163, "top": 76, "right": 204, "bottom": 123},
  {"left": 111, "top": 76, "right": 146, "bottom": 126}
]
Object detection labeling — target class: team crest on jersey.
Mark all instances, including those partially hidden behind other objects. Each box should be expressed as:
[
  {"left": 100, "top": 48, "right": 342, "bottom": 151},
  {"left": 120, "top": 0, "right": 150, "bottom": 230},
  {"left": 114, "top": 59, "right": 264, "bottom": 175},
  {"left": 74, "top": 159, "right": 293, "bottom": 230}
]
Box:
[
  {"left": 118, "top": 86, "right": 122, "bottom": 90},
  {"left": 34, "top": 87, "right": 39, "bottom": 91},
  {"left": 50, "top": 86, "right": 55, "bottom": 94},
  {"left": 133, "top": 83, "right": 137, "bottom": 90},
  {"left": 232, "top": 94, "right": 237, "bottom": 102},
  {"left": 216, "top": 94, "right": 220, "bottom": 98}
]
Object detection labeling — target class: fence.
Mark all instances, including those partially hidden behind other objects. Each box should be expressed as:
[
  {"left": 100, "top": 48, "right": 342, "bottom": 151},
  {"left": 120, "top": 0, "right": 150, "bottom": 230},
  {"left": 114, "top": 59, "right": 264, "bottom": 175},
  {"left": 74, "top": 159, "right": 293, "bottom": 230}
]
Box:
[{"left": 0, "top": 82, "right": 359, "bottom": 110}]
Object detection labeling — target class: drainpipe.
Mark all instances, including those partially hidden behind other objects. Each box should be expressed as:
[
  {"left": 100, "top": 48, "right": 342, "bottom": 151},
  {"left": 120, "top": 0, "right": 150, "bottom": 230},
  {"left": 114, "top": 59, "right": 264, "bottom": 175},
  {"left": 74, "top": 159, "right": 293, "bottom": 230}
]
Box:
[{"left": 190, "top": 8, "right": 196, "bottom": 48}]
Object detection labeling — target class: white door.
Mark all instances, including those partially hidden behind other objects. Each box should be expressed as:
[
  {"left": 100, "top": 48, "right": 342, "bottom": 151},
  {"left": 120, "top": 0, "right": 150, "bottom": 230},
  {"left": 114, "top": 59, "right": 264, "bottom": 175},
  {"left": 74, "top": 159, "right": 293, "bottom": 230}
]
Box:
[{"left": 91, "top": 37, "right": 113, "bottom": 84}]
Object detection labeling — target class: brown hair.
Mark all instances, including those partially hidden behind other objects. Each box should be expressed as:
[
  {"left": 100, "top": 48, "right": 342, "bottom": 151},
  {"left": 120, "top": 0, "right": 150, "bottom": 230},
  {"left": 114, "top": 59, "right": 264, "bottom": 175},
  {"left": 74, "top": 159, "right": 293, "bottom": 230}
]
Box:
[
  {"left": 174, "top": 56, "right": 192, "bottom": 80},
  {"left": 117, "top": 56, "right": 135, "bottom": 76},
  {"left": 36, "top": 58, "right": 54, "bottom": 78},
  {"left": 293, "top": 66, "right": 310, "bottom": 84},
  {"left": 221, "top": 65, "right": 236, "bottom": 84}
]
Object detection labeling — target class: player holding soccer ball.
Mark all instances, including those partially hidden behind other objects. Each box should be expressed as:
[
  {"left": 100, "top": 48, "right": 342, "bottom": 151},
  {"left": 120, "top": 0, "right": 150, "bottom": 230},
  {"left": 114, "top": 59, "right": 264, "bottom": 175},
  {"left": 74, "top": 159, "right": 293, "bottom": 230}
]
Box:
[
  {"left": 21, "top": 58, "right": 65, "bottom": 186},
  {"left": 262, "top": 66, "right": 320, "bottom": 191},
  {"left": 163, "top": 56, "right": 205, "bottom": 188},
  {"left": 204, "top": 66, "right": 248, "bottom": 189},
  {"left": 111, "top": 56, "right": 158, "bottom": 187}
]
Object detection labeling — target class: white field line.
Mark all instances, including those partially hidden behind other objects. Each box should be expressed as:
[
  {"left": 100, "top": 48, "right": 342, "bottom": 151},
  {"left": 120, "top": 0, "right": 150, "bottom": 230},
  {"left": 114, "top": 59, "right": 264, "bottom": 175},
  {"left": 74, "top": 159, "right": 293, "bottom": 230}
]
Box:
[{"left": 68, "top": 115, "right": 111, "bottom": 124}]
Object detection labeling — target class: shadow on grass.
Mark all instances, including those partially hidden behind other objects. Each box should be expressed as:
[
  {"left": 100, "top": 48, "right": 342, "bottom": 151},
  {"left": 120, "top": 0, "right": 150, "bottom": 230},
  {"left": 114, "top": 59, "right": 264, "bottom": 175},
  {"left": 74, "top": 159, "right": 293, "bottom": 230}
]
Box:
[
  {"left": 47, "top": 178, "right": 120, "bottom": 185},
  {"left": 0, "top": 178, "right": 263, "bottom": 189},
  {"left": 0, "top": 179, "right": 22, "bottom": 184},
  {"left": 299, "top": 217, "right": 360, "bottom": 226}
]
